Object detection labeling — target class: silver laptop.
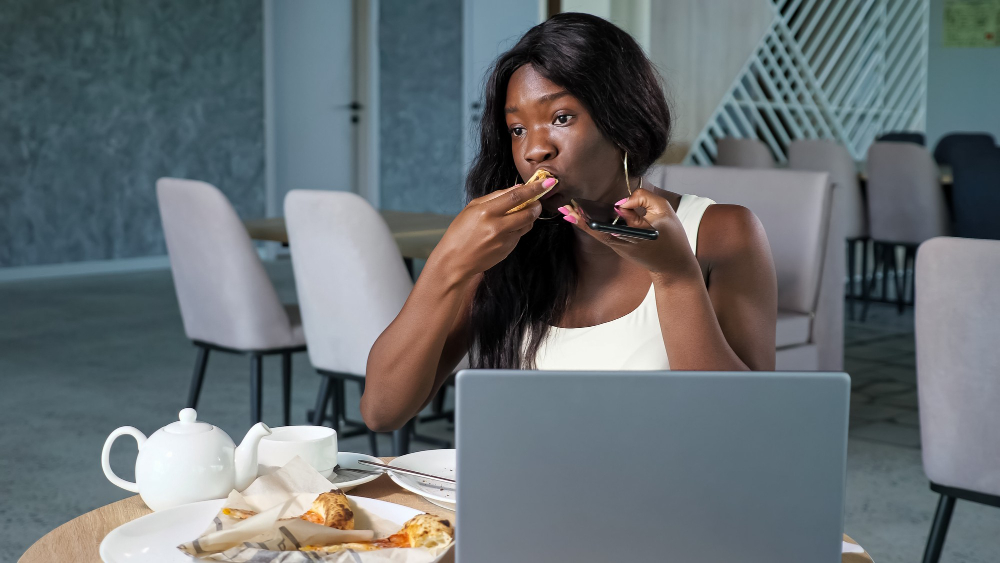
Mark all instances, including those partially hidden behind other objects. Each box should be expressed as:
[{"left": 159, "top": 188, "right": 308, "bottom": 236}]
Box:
[{"left": 455, "top": 370, "right": 849, "bottom": 563}]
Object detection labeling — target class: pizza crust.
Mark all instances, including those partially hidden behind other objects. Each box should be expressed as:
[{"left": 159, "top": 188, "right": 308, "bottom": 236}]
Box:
[{"left": 506, "top": 169, "right": 556, "bottom": 214}]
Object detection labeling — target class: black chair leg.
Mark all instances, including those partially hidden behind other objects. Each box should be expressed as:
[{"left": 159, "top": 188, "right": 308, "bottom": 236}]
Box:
[
  {"left": 880, "top": 242, "right": 892, "bottom": 302},
  {"left": 312, "top": 376, "right": 332, "bottom": 425},
  {"left": 393, "top": 420, "right": 414, "bottom": 456},
  {"left": 281, "top": 352, "right": 292, "bottom": 426},
  {"left": 186, "top": 345, "right": 210, "bottom": 409},
  {"left": 922, "top": 494, "right": 956, "bottom": 563},
  {"left": 250, "top": 354, "right": 263, "bottom": 424},
  {"left": 905, "top": 245, "right": 917, "bottom": 307},
  {"left": 891, "top": 245, "right": 907, "bottom": 314},
  {"left": 861, "top": 242, "right": 882, "bottom": 322},
  {"left": 368, "top": 431, "right": 379, "bottom": 457},
  {"left": 846, "top": 239, "right": 857, "bottom": 321}
]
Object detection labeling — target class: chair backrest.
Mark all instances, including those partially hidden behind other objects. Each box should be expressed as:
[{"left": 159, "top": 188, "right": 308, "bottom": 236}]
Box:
[
  {"left": 932, "top": 132, "right": 996, "bottom": 165},
  {"left": 877, "top": 131, "right": 925, "bottom": 146},
  {"left": 284, "top": 190, "right": 413, "bottom": 375},
  {"left": 646, "top": 165, "right": 830, "bottom": 316},
  {"left": 865, "top": 142, "right": 950, "bottom": 244},
  {"left": 156, "top": 178, "right": 294, "bottom": 350},
  {"left": 715, "top": 137, "right": 776, "bottom": 169},
  {"left": 916, "top": 236, "right": 1000, "bottom": 496},
  {"left": 788, "top": 139, "right": 867, "bottom": 239},
  {"left": 950, "top": 145, "right": 1000, "bottom": 240}
]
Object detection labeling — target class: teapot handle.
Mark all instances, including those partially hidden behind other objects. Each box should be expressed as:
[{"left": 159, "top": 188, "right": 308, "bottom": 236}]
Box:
[{"left": 101, "top": 426, "right": 146, "bottom": 493}]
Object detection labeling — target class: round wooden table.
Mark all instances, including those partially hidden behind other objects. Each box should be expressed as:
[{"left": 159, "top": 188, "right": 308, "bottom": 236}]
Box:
[{"left": 20, "top": 461, "right": 872, "bottom": 563}]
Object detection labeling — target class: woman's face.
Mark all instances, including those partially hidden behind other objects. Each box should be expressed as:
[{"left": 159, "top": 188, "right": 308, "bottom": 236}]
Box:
[{"left": 504, "top": 64, "right": 625, "bottom": 211}]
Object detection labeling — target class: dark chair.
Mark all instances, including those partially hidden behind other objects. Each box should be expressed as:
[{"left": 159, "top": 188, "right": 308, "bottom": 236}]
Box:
[
  {"left": 950, "top": 145, "right": 1000, "bottom": 240},
  {"left": 932, "top": 132, "right": 996, "bottom": 166},
  {"left": 877, "top": 131, "right": 925, "bottom": 146}
]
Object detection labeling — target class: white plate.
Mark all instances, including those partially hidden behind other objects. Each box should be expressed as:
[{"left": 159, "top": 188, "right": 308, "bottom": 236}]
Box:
[
  {"left": 329, "top": 451, "right": 383, "bottom": 491},
  {"left": 388, "top": 449, "right": 456, "bottom": 505},
  {"left": 100, "top": 495, "right": 428, "bottom": 563}
]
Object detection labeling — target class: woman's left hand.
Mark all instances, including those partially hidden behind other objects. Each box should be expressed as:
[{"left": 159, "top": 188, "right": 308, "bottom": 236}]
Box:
[{"left": 559, "top": 188, "right": 701, "bottom": 281}]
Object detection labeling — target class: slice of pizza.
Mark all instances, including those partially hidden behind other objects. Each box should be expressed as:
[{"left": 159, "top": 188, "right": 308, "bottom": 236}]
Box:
[
  {"left": 301, "top": 513, "right": 454, "bottom": 553},
  {"left": 222, "top": 489, "right": 355, "bottom": 530},
  {"left": 506, "top": 168, "right": 556, "bottom": 214}
]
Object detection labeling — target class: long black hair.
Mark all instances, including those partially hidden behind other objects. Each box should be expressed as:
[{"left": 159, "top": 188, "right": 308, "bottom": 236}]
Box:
[{"left": 465, "top": 13, "right": 671, "bottom": 369}]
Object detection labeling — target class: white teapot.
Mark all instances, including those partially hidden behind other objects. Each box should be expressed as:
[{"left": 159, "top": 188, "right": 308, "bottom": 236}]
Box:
[{"left": 101, "top": 408, "right": 271, "bottom": 511}]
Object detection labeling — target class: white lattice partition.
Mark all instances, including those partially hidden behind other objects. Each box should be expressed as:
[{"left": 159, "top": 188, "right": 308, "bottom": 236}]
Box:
[{"left": 686, "top": 0, "right": 929, "bottom": 165}]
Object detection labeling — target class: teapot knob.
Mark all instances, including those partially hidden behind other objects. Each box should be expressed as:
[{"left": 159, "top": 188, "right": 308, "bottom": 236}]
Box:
[{"left": 179, "top": 408, "right": 197, "bottom": 423}]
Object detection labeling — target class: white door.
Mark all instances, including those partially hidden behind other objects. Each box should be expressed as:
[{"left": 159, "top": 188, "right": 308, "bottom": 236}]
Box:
[
  {"left": 462, "top": 0, "right": 540, "bottom": 173},
  {"left": 266, "top": 0, "right": 358, "bottom": 216}
]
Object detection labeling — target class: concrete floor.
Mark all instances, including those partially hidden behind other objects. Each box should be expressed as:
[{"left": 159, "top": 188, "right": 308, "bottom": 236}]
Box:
[{"left": 2, "top": 260, "right": 999, "bottom": 562}]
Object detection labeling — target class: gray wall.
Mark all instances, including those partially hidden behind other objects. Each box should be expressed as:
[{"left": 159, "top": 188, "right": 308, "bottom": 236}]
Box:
[
  {"left": 926, "top": 0, "right": 1000, "bottom": 147},
  {"left": 379, "top": 0, "right": 465, "bottom": 214},
  {"left": 0, "top": 0, "right": 264, "bottom": 268}
]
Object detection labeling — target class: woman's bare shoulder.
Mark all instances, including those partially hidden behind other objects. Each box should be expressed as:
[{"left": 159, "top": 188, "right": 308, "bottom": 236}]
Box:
[{"left": 697, "top": 204, "right": 769, "bottom": 262}]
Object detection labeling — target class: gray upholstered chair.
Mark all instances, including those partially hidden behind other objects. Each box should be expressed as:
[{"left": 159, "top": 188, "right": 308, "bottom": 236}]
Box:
[
  {"left": 284, "top": 189, "right": 447, "bottom": 456},
  {"left": 863, "top": 142, "right": 950, "bottom": 319},
  {"left": 715, "top": 137, "right": 776, "bottom": 168},
  {"left": 788, "top": 139, "right": 869, "bottom": 320},
  {"left": 914, "top": 236, "right": 1000, "bottom": 563},
  {"left": 646, "top": 165, "right": 842, "bottom": 371},
  {"left": 156, "top": 178, "right": 306, "bottom": 426}
]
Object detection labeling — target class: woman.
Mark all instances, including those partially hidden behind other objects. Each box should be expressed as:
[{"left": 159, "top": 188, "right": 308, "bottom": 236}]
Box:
[{"left": 361, "top": 13, "right": 777, "bottom": 432}]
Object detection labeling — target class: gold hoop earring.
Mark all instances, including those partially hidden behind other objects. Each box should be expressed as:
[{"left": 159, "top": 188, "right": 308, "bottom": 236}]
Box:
[
  {"left": 622, "top": 153, "right": 643, "bottom": 196},
  {"left": 624, "top": 152, "right": 632, "bottom": 195}
]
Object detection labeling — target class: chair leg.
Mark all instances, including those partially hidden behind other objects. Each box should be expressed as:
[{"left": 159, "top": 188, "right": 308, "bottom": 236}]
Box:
[
  {"left": 330, "top": 379, "right": 343, "bottom": 434},
  {"left": 905, "top": 246, "right": 917, "bottom": 306},
  {"left": 281, "top": 352, "right": 292, "bottom": 426},
  {"left": 861, "top": 242, "right": 882, "bottom": 322},
  {"left": 891, "top": 245, "right": 907, "bottom": 314},
  {"left": 922, "top": 494, "right": 956, "bottom": 563},
  {"left": 250, "top": 354, "right": 263, "bottom": 425},
  {"left": 186, "top": 345, "right": 210, "bottom": 409},
  {"left": 846, "top": 239, "right": 857, "bottom": 321},
  {"left": 368, "top": 431, "right": 379, "bottom": 457},
  {"left": 393, "top": 420, "right": 414, "bottom": 457},
  {"left": 312, "top": 376, "right": 332, "bottom": 426}
]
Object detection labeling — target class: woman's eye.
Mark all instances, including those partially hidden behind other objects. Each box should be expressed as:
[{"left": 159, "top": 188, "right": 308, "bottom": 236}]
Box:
[
  {"left": 555, "top": 114, "right": 573, "bottom": 125},
  {"left": 509, "top": 127, "right": 525, "bottom": 137}
]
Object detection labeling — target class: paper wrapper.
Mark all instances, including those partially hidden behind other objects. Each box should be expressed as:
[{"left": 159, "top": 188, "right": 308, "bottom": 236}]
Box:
[{"left": 177, "top": 457, "right": 453, "bottom": 562}]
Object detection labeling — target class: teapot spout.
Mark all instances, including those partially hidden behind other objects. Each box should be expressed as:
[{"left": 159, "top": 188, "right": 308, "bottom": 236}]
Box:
[{"left": 234, "top": 422, "right": 271, "bottom": 491}]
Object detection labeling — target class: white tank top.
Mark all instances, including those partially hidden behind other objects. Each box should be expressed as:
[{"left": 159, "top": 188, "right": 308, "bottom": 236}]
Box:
[{"left": 529, "top": 194, "right": 716, "bottom": 370}]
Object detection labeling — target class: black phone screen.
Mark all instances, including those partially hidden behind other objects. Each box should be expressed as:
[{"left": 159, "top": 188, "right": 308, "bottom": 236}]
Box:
[{"left": 570, "top": 198, "right": 659, "bottom": 240}]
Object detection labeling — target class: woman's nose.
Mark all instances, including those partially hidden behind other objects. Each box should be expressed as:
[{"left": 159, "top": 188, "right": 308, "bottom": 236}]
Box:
[{"left": 524, "top": 134, "right": 557, "bottom": 164}]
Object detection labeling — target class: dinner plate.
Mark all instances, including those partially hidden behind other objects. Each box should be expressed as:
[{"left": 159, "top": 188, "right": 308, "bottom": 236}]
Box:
[
  {"left": 329, "top": 451, "right": 383, "bottom": 491},
  {"left": 388, "top": 449, "right": 456, "bottom": 506},
  {"left": 99, "top": 496, "right": 426, "bottom": 563}
]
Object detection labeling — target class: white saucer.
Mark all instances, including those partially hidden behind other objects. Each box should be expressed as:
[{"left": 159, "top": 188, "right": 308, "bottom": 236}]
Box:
[
  {"left": 328, "top": 451, "right": 383, "bottom": 491},
  {"left": 388, "top": 449, "right": 456, "bottom": 505},
  {"left": 99, "top": 495, "right": 432, "bottom": 563}
]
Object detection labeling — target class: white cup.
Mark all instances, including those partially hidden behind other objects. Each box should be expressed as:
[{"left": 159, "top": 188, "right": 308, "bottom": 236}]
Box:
[{"left": 257, "top": 426, "right": 338, "bottom": 478}]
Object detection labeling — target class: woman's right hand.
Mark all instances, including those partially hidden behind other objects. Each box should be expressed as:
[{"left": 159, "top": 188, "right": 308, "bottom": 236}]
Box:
[{"left": 429, "top": 177, "right": 556, "bottom": 281}]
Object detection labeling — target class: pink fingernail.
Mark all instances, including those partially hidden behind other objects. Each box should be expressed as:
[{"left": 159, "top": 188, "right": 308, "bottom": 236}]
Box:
[
  {"left": 542, "top": 177, "right": 557, "bottom": 188},
  {"left": 557, "top": 206, "right": 570, "bottom": 215},
  {"left": 563, "top": 215, "right": 577, "bottom": 224},
  {"left": 614, "top": 197, "right": 628, "bottom": 206}
]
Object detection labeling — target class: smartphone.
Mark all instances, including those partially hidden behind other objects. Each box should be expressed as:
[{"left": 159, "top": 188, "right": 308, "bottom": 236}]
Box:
[{"left": 569, "top": 198, "right": 659, "bottom": 240}]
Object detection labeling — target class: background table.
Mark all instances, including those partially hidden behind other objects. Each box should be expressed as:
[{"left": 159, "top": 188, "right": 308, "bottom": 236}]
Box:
[
  {"left": 20, "top": 456, "right": 872, "bottom": 563},
  {"left": 244, "top": 211, "right": 456, "bottom": 261}
]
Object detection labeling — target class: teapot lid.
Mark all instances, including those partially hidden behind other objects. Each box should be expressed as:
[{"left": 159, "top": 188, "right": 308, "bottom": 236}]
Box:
[{"left": 163, "top": 408, "right": 214, "bottom": 435}]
